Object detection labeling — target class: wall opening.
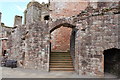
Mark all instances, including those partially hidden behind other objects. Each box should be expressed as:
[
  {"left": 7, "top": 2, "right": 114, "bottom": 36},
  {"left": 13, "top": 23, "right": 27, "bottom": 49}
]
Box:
[
  {"left": 103, "top": 48, "right": 120, "bottom": 76},
  {"left": 49, "top": 23, "right": 76, "bottom": 71},
  {"left": 44, "top": 15, "right": 49, "bottom": 20},
  {"left": 2, "top": 50, "right": 6, "bottom": 56}
]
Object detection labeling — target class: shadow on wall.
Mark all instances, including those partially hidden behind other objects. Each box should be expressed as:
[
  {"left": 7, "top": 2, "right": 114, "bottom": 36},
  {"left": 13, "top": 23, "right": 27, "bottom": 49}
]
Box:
[{"left": 103, "top": 48, "right": 120, "bottom": 77}]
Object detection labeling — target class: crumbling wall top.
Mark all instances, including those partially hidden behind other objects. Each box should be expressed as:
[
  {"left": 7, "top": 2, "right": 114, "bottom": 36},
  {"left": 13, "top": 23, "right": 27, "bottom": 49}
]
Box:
[
  {"left": 27, "top": 1, "right": 42, "bottom": 9},
  {"left": 15, "top": 15, "right": 22, "bottom": 18},
  {"left": 27, "top": 1, "right": 49, "bottom": 9}
]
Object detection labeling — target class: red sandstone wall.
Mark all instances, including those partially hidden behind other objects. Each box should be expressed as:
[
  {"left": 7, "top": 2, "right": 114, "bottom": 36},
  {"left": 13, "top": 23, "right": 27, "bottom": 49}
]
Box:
[
  {"left": 50, "top": 1, "right": 88, "bottom": 52},
  {"left": 51, "top": 26, "right": 72, "bottom": 52},
  {"left": 49, "top": 1, "right": 88, "bottom": 19}
]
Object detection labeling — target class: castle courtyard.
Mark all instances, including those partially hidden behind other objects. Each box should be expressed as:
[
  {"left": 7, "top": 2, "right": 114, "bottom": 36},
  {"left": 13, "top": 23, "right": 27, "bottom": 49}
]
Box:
[
  {"left": 0, "top": 0, "right": 120, "bottom": 78},
  {"left": 2, "top": 67, "right": 117, "bottom": 78}
]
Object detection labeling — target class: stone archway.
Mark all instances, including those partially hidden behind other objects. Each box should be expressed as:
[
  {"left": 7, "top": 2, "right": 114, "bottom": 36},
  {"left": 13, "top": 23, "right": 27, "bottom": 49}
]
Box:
[
  {"left": 49, "top": 22, "right": 78, "bottom": 72},
  {"left": 49, "top": 16, "right": 76, "bottom": 33},
  {"left": 49, "top": 22, "right": 77, "bottom": 55}
]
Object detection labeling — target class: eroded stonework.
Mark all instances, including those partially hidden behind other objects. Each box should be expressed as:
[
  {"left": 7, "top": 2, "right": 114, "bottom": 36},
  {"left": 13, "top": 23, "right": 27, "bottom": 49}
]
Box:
[{"left": 0, "top": 1, "right": 120, "bottom": 77}]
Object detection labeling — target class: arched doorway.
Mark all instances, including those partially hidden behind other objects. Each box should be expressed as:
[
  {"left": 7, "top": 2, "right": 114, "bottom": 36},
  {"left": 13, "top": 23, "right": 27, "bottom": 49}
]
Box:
[
  {"left": 103, "top": 48, "right": 120, "bottom": 77},
  {"left": 49, "top": 23, "right": 77, "bottom": 72}
]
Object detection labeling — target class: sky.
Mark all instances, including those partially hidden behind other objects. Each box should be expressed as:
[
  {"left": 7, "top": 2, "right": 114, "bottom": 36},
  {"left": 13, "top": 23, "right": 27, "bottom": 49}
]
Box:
[{"left": 0, "top": 0, "right": 48, "bottom": 27}]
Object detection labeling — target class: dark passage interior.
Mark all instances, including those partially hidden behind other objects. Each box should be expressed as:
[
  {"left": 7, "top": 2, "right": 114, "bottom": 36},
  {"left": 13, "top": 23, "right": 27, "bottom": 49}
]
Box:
[
  {"left": 44, "top": 15, "right": 49, "bottom": 20},
  {"left": 2, "top": 50, "right": 6, "bottom": 56},
  {"left": 103, "top": 48, "right": 120, "bottom": 76}
]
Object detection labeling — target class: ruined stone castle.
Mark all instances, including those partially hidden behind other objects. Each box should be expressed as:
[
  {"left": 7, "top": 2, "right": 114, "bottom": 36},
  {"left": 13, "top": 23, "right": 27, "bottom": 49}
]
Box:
[{"left": 0, "top": 0, "right": 120, "bottom": 77}]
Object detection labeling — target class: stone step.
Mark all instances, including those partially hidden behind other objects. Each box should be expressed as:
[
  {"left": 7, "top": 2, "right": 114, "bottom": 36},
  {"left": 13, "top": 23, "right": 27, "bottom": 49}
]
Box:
[
  {"left": 51, "top": 52, "right": 69, "bottom": 53},
  {"left": 50, "top": 59, "right": 72, "bottom": 61},
  {"left": 50, "top": 61, "right": 72, "bottom": 63},
  {"left": 51, "top": 55, "right": 71, "bottom": 57},
  {"left": 50, "top": 65, "right": 73, "bottom": 68},
  {"left": 51, "top": 53, "right": 70, "bottom": 55},
  {"left": 50, "top": 57, "right": 72, "bottom": 60},
  {"left": 50, "top": 64, "right": 73, "bottom": 67},
  {"left": 51, "top": 52, "right": 69, "bottom": 54},
  {"left": 50, "top": 71, "right": 74, "bottom": 72},
  {"left": 51, "top": 57, "right": 71, "bottom": 59},
  {"left": 50, "top": 52, "right": 74, "bottom": 71},
  {"left": 50, "top": 54, "right": 70, "bottom": 56},
  {"left": 50, "top": 63, "right": 73, "bottom": 65},
  {"left": 50, "top": 68, "right": 74, "bottom": 71}
]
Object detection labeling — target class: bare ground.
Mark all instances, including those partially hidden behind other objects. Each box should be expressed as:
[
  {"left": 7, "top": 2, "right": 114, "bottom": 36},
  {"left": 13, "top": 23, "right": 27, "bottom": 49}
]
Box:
[{"left": 1, "top": 67, "right": 118, "bottom": 78}]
